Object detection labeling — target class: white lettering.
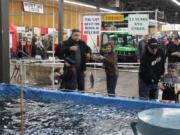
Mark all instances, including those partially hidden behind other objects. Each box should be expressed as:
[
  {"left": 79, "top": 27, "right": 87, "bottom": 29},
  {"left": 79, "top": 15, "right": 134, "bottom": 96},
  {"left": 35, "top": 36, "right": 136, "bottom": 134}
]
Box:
[{"left": 151, "top": 57, "right": 162, "bottom": 66}]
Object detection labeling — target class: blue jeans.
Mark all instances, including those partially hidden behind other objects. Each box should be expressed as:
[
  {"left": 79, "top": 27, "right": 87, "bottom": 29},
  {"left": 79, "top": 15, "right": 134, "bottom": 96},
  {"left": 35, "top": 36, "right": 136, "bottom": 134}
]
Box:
[
  {"left": 139, "top": 79, "right": 158, "bottom": 100},
  {"left": 106, "top": 74, "right": 118, "bottom": 97}
]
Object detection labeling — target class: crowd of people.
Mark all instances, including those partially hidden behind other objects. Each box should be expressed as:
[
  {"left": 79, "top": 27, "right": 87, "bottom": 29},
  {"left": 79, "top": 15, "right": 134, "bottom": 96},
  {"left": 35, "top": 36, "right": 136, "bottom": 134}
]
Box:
[
  {"left": 14, "top": 28, "right": 180, "bottom": 102},
  {"left": 138, "top": 34, "right": 180, "bottom": 101},
  {"left": 15, "top": 34, "right": 53, "bottom": 59},
  {"left": 55, "top": 29, "right": 119, "bottom": 97},
  {"left": 57, "top": 30, "right": 180, "bottom": 102}
]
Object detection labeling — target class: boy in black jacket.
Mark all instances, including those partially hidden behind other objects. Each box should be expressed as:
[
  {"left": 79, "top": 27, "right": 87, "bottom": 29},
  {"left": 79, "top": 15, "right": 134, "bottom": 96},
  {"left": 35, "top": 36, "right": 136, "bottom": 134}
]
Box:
[
  {"left": 139, "top": 38, "right": 165, "bottom": 99},
  {"left": 61, "top": 57, "right": 77, "bottom": 90}
]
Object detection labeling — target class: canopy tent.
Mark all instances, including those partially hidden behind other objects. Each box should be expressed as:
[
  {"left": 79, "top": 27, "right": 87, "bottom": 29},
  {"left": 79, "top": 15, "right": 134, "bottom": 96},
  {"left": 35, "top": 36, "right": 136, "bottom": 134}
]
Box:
[{"left": 9, "top": 23, "right": 17, "bottom": 54}]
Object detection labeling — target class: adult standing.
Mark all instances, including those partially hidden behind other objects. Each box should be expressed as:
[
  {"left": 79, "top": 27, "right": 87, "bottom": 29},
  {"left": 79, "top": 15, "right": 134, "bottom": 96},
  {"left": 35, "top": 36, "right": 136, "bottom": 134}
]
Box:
[
  {"left": 137, "top": 35, "right": 149, "bottom": 61},
  {"left": 139, "top": 38, "right": 165, "bottom": 99},
  {"left": 31, "top": 34, "right": 37, "bottom": 57},
  {"left": 44, "top": 35, "right": 53, "bottom": 51},
  {"left": 99, "top": 42, "right": 119, "bottom": 96},
  {"left": 35, "top": 36, "right": 45, "bottom": 59},
  {"left": 59, "top": 29, "right": 91, "bottom": 91},
  {"left": 163, "top": 36, "right": 173, "bottom": 55},
  {"left": 167, "top": 37, "right": 180, "bottom": 64}
]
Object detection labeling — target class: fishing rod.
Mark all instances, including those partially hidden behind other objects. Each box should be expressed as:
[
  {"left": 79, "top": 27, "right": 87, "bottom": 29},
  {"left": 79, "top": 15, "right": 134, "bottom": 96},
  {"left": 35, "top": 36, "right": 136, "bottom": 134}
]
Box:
[
  {"left": 88, "top": 34, "right": 101, "bottom": 92},
  {"left": 19, "top": 62, "right": 25, "bottom": 135},
  {"left": 89, "top": 34, "right": 100, "bottom": 54}
]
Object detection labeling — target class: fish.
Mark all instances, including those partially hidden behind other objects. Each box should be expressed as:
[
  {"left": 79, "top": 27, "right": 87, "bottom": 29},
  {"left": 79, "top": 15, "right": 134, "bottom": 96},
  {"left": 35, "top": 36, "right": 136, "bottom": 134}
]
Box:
[{"left": 90, "top": 72, "right": 94, "bottom": 89}]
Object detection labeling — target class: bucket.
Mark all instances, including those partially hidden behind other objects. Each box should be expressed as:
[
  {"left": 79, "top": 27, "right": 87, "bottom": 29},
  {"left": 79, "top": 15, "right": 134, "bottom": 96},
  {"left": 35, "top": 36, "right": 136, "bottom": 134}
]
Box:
[{"left": 131, "top": 108, "right": 180, "bottom": 135}]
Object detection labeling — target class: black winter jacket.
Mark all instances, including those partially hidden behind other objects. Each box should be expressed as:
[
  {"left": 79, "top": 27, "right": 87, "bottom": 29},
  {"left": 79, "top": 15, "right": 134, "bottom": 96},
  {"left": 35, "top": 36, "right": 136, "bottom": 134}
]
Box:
[
  {"left": 57, "top": 38, "right": 91, "bottom": 71},
  {"left": 167, "top": 44, "right": 180, "bottom": 63},
  {"left": 139, "top": 47, "right": 165, "bottom": 84}
]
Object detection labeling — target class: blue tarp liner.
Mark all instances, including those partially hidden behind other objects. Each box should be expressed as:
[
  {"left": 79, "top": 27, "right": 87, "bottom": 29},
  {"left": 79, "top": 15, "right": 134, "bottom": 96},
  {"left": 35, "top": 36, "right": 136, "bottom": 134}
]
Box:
[{"left": 0, "top": 84, "right": 180, "bottom": 110}]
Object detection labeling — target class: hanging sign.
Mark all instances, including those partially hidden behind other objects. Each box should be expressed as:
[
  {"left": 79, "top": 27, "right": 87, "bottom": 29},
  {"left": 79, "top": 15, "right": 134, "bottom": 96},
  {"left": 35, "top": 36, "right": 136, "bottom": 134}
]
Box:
[
  {"left": 23, "top": 2, "right": 44, "bottom": 14},
  {"left": 175, "top": 24, "right": 180, "bottom": 31},
  {"left": 162, "top": 24, "right": 174, "bottom": 31},
  {"left": 162, "top": 24, "right": 180, "bottom": 31},
  {"left": 83, "top": 15, "right": 101, "bottom": 35},
  {"left": 34, "top": 27, "right": 41, "bottom": 36},
  {"left": 128, "top": 14, "right": 149, "bottom": 35},
  {"left": 48, "top": 28, "right": 56, "bottom": 34},
  {"left": 16, "top": 27, "right": 26, "bottom": 33},
  {"left": 102, "top": 14, "right": 124, "bottom": 22}
]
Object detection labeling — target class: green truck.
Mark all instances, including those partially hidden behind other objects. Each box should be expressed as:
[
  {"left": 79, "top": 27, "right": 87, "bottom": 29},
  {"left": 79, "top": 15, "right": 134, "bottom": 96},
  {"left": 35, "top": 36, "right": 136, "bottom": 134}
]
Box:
[{"left": 100, "top": 32, "right": 138, "bottom": 62}]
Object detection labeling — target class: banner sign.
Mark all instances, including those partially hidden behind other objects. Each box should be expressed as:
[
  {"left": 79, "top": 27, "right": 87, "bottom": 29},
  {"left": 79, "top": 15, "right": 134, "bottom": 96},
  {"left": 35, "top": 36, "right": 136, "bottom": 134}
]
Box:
[
  {"left": 16, "top": 27, "right": 26, "bottom": 33},
  {"left": 128, "top": 14, "right": 149, "bottom": 35},
  {"left": 34, "top": 27, "right": 41, "bottom": 36},
  {"left": 162, "top": 24, "right": 180, "bottom": 31},
  {"left": 23, "top": 2, "right": 44, "bottom": 14},
  {"left": 83, "top": 15, "right": 101, "bottom": 35},
  {"left": 102, "top": 14, "right": 124, "bottom": 22}
]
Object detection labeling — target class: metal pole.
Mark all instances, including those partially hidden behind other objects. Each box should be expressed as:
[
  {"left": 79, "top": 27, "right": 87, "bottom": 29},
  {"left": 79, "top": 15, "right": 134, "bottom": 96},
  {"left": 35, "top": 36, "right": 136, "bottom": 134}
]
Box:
[
  {"left": 52, "top": 4, "right": 55, "bottom": 59},
  {"left": 52, "top": 0, "right": 55, "bottom": 88},
  {"left": 76, "top": 7, "right": 78, "bottom": 28},
  {"left": 58, "top": 0, "right": 64, "bottom": 44},
  {"left": 21, "top": 11, "right": 24, "bottom": 56},
  {"left": 155, "top": 9, "right": 158, "bottom": 33},
  {"left": 31, "top": 0, "right": 32, "bottom": 27},
  {"left": 0, "top": 0, "right": 10, "bottom": 83},
  {"left": 78, "top": 11, "right": 81, "bottom": 30},
  {"left": 20, "top": 62, "right": 25, "bottom": 135}
]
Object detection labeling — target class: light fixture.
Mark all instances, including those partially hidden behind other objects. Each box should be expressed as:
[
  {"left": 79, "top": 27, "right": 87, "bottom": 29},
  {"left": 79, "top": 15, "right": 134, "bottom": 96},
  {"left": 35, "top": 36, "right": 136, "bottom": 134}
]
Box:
[
  {"left": 100, "top": 7, "right": 118, "bottom": 13},
  {"left": 64, "top": 0, "right": 96, "bottom": 9},
  {"left": 62, "top": 0, "right": 118, "bottom": 13},
  {"left": 171, "top": 0, "right": 180, "bottom": 6}
]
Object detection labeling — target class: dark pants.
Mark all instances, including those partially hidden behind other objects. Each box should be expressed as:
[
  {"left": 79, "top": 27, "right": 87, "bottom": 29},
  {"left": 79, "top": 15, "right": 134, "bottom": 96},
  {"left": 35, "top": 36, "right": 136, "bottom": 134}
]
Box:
[
  {"left": 61, "top": 69, "right": 85, "bottom": 91},
  {"left": 139, "top": 79, "right": 158, "bottom": 100},
  {"left": 62, "top": 81, "right": 77, "bottom": 90},
  {"left": 162, "top": 88, "right": 176, "bottom": 101},
  {"left": 60, "top": 66, "right": 77, "bottom": 90},
  {"left": 76, "top": 70, "right": 85, "bottom": 91},
  {"left": 106, "top": 74, "right": 118, "bottom": 96}
]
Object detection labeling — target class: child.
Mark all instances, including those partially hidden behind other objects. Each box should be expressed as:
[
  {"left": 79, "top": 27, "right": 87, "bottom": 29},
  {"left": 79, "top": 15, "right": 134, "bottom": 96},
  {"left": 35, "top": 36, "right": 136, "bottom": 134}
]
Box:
[
  {"left": 61, "top": 57, "right": 77, "bottom": 90},
  {"left": 99, "top": 42, "right": 118, "bottom": 96},
  {"left": 159, "top": 64, "right": 180, "bottom": 101}
]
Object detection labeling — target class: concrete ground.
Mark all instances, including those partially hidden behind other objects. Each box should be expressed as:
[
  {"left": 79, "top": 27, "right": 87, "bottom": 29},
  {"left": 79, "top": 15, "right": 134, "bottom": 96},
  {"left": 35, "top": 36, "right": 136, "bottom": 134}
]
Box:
[{"left": 85, "top": 68, "right": 139, "bottom": 98}]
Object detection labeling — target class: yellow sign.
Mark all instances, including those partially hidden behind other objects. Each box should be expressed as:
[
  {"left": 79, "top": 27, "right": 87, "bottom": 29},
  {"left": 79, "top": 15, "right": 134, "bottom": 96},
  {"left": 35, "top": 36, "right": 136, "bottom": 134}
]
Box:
[{"left": 102, "top": 14, "right": 124, "bottom": 22}]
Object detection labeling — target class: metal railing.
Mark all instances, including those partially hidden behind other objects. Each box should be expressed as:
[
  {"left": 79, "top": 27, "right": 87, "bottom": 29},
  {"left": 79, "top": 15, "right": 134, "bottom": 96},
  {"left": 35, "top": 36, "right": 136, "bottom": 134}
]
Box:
[{"left": 10, "top": 59, "right": 139, "bottom": 96}]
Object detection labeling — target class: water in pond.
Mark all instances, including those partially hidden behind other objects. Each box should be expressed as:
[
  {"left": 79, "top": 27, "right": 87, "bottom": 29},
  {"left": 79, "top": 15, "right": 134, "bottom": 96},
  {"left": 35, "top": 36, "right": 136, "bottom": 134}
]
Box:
[{"left": 0, "top": 99, "right": 140, "bottom": 135}]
